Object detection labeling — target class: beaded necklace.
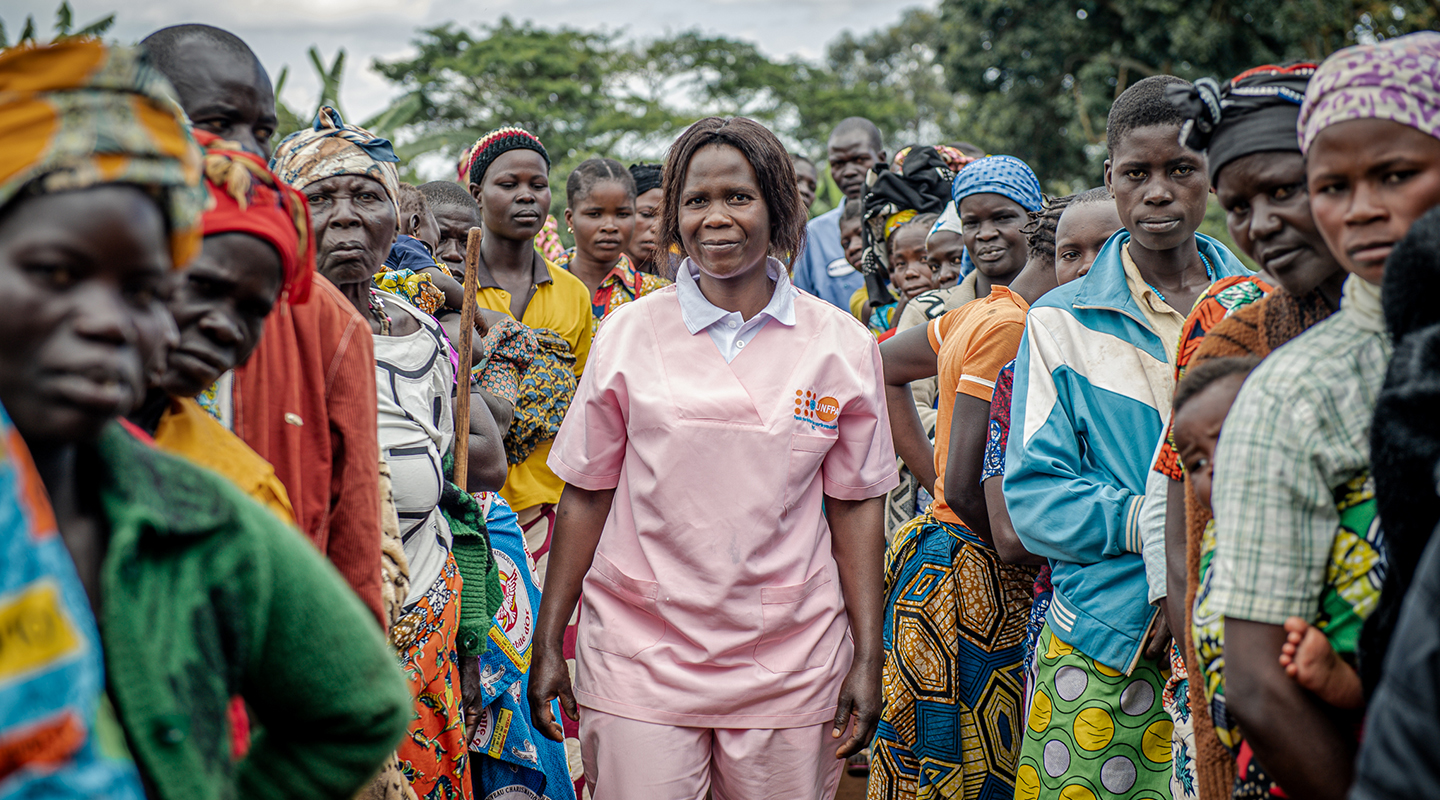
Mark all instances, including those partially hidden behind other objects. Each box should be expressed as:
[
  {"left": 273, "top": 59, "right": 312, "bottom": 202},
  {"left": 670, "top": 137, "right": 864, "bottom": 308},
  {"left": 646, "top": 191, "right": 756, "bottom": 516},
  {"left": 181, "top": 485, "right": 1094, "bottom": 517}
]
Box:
[
  {"left": 368, "top": 287, "right": 392, "bottom": 336},
  {"left": 1146, "top": 251, "right": 1215, "bottom": 306}
]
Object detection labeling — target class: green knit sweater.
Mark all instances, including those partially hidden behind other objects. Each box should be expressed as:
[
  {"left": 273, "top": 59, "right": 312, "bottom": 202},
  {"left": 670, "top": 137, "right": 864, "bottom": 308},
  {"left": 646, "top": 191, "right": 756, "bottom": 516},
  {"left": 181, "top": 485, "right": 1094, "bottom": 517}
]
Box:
[{"left": 94, "top": 423, "right": 412, "bottom": 800}]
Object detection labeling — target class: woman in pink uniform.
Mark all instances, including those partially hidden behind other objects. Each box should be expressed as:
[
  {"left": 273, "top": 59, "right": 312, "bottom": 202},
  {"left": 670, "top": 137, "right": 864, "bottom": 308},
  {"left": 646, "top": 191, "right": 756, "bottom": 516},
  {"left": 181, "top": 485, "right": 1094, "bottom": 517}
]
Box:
[{"left": 529, "top": 116, "right": 899, "bottom": 799}]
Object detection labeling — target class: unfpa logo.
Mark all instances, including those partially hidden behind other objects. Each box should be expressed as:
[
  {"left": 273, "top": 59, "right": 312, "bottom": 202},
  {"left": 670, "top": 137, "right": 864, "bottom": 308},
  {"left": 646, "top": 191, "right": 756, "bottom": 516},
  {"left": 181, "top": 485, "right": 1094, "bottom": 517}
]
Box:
[{"left": 794, "top": 390, "right": 840, "bottom": 429}]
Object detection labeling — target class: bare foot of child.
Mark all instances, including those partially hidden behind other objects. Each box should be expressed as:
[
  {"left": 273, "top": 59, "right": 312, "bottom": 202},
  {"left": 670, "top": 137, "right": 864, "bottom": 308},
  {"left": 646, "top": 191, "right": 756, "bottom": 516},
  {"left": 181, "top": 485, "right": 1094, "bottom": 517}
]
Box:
[{"left": 1278, "top": 617, "right": 1363, "bottom": 710}]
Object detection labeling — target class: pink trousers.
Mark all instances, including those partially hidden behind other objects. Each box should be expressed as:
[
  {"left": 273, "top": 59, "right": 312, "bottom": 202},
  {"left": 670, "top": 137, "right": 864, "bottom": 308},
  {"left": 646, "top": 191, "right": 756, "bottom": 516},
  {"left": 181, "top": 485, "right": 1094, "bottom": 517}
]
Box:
[{"left": 579, "top": 708, "right": 847, "bottom": 800}]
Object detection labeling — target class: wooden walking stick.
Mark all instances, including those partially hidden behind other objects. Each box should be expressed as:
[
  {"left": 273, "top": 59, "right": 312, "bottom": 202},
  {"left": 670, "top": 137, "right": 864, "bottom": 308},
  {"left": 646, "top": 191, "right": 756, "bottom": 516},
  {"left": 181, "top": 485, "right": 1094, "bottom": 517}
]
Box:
[{"left": 452, "top": 226, "right": 484, "bottom": 489}]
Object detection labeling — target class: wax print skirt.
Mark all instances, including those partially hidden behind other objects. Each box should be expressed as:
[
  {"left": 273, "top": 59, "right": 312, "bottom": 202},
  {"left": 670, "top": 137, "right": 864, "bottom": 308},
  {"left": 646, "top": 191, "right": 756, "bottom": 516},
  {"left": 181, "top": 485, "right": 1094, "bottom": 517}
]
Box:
[
  {"left": 869, "top": 512, "right": 1036, "bottom": 800},
  {"left": 393, "top": 554, "right": 472, "bottom": 800},
  {"left": 1017, "top": 623, "right": 1172, "bottom": 800}
]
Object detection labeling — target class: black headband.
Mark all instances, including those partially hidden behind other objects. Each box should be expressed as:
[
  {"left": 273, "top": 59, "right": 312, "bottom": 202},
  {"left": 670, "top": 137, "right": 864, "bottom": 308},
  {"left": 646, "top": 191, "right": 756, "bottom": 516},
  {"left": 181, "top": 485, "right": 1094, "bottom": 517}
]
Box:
[{"left": 1166, "top": 65, "right": 1315, "bottom": 183}]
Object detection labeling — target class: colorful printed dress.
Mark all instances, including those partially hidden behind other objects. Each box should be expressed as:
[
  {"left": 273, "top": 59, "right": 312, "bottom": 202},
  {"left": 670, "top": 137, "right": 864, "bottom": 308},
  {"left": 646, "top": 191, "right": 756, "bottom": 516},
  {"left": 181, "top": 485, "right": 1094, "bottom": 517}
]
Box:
[
  {"left": 0, "top": 403, "right": 146, "bottom": 797},
  {"left": 553, "top": 249, "right": 671, "bottom": 327},
  {"left": 469, "top": 492, "right": 576, "bottom": 800}
]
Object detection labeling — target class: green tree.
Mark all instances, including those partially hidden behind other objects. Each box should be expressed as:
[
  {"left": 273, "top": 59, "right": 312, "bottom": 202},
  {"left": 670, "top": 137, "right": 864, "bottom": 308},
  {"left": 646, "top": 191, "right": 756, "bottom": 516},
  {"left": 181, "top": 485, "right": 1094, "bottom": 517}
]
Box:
[
  {"left": 936, "top": 0, "right": 1438, "bottom": 190},
  {"left": 0, "top": 1, "right": 113, "bottom": 47}
]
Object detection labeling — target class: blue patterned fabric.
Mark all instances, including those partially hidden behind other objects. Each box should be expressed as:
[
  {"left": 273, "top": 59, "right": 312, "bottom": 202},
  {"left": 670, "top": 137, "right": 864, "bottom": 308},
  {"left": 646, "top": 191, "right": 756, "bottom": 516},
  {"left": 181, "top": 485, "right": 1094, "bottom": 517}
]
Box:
[
  {"left": 952, "top": 155, "right": 1044, "bottom": 213},
  {"left": 0, "top": 403, "right": 146, "bottom": 798},
  {"left": 469, "top": 493, "right": 575, "bottom": 800},
  {"left": 871, "top": 512, "right": 1037, "bottom": 799}
]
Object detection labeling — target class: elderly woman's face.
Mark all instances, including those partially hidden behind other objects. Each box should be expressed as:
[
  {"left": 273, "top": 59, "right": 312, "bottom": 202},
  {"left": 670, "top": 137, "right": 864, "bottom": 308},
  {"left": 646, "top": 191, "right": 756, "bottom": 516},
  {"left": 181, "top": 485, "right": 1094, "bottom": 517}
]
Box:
[
  {"left": 304, "top": 174, "right": 397, "bottom": 285},
  {"left": 1307, "top": 118, "right": 1440, "bottom": 285},
  {"left": 0, "top": 185, "right": 173, "bottom": 445},
  {"left": 160, "top": 232, "right": 284, "bottom": 398}
]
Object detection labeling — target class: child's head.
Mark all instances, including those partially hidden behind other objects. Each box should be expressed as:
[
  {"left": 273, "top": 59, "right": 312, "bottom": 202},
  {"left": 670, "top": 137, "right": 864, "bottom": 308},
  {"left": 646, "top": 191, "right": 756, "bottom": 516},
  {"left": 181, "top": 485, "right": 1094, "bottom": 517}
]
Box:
[
  {"left": 1172, "top": 356, "right": 1262, "bottom": 509},
  {"left": 792, "top": 153, "right": 818, "bottom": 210},
  {"left": 1104, "top": 75, "right": 1209, "bottom": 254},
  {"left": 397, "top": 183, "right": 440, "bottom": 251},
  {"left": 1054, "top": 187, "right": 1123, "bottom": 284},
  {"left": 926, "top": 204, "right": 965, "bottom": 287},
  {"left": 888, "top": 213, "right": 940, "bottom": 300},
  {"left": 840, "top": 196, "right": 865, "bottom": 270},
  {"left": 660, "top": 116, "right": 806, "bottom": 278},
  {"left": 565, "top": 158, "right": 637, "bottom": 265},
  {"left": 419, "top": 180, "right": 483, "bottom": 276},
  {"left": 1023, "top": 195, "right": 1067, "bottom": 276},
  {"left": 1300, "top": 32, "right": 1440, "bottom": 287}
]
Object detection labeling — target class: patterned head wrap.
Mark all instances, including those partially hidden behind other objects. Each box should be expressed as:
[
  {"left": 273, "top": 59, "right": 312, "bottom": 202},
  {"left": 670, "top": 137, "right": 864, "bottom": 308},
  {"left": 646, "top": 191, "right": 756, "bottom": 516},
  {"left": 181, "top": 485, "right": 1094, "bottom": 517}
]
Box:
[
  {"left": 269, "top": 106, "right": 400, "bottom": 217},
  {"left": 465, "top": 126, "right": 550, "bottom": 187},
  {"left": 860, "top": 145, "right": 976, "bottom": 279},
  {"left": 927, "top": 201, "right": 963, "bottom": 245},
  {"left": 629, "top": 162, "right": 663, "bottom": 196},
  {"left": 1299, "top": 31, "right": 1440, "bottom": 154},
  {"left": 951, "top": 155, "right": 1044, "bottom": 213},
  {"left": 1167, "top": 64, "right": 1315, "bottom": 183},
  {"left": 0, "top": 40, "right": 205, "bottom": 267},
  {"left": 196, "top": 131, "right": 314, "bottom": 304}
]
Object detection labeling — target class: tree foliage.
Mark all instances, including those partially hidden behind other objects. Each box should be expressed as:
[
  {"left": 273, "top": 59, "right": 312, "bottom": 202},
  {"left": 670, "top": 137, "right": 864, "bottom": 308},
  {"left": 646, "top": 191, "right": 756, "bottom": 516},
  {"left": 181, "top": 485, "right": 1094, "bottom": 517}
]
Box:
[
  {"left": 0, "top": 2, "right": 113, "bottom": 48},
  {"left": 937, "top": 0, "right": 1440, "bottom": 189}
]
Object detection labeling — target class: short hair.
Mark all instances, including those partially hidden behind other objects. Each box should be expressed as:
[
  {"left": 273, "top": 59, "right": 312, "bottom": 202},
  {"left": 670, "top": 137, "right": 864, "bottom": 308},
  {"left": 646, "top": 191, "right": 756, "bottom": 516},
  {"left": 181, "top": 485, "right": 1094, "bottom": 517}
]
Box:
[
  {"left": 841, "top": 196, "right": 863, "bottom": 222},
  {"left": 1107, "top": 75, "right": 1192, "bottom": 157},
  {"left": 791, "top": 153, "right": 816, "bottom": 170},
  {"left": 566, "top": 157, "right": 636, "bottom": 207},
  {"left": 658, "top": 117, "right": 807, "bottom": 266},
  {"left": 1024, "top": 195, "right": 1068, "bottom": 263},
  {"left": 1173, "top": 356, "right": 1262, "bottom": 416},
  {"left": 397, "top": 183, "right": 429, "bottom": 220},
  {"left": 1070, "top": 186, "right": 1113, "bottom": 206},
  {"left": 829, "top": 117, "right": 884, "bottom": 153},
  {"left": 141, "top": 24, "right": 262, "bottom": 84},
  {"left": 419, "top": 180, "right": 479, "bottom": 214}
]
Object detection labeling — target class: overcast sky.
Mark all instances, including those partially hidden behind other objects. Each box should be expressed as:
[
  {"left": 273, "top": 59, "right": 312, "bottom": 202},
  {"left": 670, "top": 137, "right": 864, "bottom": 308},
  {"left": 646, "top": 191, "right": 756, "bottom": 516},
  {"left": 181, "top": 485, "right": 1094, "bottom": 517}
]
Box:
[{"left": 8, "top": 0, "right": 938, "bottom": 121}]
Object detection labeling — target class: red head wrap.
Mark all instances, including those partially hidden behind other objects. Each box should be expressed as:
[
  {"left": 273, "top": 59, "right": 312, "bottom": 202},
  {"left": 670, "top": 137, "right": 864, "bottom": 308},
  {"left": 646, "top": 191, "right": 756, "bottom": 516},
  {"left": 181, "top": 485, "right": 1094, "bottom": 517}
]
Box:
[{"left": 195, "top": 130, "right": 315, "bottom": 305}]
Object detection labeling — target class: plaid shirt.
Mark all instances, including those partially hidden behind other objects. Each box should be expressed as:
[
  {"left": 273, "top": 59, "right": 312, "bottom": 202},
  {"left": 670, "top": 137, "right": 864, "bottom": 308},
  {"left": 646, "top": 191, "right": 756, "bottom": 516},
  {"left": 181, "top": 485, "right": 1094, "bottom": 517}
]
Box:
[{"left": 1209, "top": 302, "right": 1391, "bottom": 624}]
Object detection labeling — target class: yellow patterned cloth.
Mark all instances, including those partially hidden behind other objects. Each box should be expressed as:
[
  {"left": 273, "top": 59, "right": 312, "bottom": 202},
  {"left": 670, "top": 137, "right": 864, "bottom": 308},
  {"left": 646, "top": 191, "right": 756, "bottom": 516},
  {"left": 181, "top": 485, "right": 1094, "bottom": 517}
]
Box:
[
  {"left": 870, "top": 512, "right": 1037, "bottom": 800},
  {"left": 1017, "top": 623, "right": 1173, "bottom": 800},
  {"left": 0, "top": 39, "right": 205, "bottom": 267}
]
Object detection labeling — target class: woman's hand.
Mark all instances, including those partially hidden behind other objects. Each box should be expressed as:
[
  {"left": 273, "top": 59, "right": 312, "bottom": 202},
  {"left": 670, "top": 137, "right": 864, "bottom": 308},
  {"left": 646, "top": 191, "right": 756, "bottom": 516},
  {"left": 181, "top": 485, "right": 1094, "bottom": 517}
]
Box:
[
  {"left": 528, "top": 636, "right": 576, "bottom": 742},
  {"left": 833, "top": 654, "right": 882, "bottom": 758},
  {"left": 458, "top": 656, "right": 485, "bottom": 741}
]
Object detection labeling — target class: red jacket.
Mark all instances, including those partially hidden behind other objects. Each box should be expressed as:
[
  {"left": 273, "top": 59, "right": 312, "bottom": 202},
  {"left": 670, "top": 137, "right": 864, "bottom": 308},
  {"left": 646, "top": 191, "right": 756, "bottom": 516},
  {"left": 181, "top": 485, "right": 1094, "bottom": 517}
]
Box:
[{"left": 233, "top": 276, "right": 385, "bottom": 627}]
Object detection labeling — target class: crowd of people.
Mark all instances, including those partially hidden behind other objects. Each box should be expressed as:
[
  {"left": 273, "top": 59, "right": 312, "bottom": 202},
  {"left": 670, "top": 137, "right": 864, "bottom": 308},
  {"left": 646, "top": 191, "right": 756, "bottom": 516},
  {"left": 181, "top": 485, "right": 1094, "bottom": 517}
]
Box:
[{"left": 1, "top": 18, "right": 1439, "bottom": 800}]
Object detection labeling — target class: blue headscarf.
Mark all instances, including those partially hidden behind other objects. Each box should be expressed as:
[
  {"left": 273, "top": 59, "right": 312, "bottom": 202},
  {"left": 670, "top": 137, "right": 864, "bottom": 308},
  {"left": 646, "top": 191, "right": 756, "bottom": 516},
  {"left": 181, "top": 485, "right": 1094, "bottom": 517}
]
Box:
[{"left": 951, "top": 155, "right": 1043, "bottom": 213}]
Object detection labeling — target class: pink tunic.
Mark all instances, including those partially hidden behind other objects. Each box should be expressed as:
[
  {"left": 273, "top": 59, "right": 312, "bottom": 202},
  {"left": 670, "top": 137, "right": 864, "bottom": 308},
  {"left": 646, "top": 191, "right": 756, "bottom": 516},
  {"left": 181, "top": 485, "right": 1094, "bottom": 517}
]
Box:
[{"left": 548, "top": 285, "right": 898, "bottom": 729}]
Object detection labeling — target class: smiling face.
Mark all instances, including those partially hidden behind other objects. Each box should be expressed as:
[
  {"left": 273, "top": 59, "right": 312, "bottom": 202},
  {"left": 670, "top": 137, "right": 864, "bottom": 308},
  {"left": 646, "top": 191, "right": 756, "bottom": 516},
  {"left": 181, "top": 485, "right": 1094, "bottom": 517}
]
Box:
[
  {"left": 0, "top": 186, "right": 173, "bottom": 445},
  {"left": 827, "top": 129, "right": 883, "bottom": 201},
  {"left": 432, "top": 202, "right": 483, "bottom": 276},
  {"left": 1105, "top": 124, "right": 1209, "bottom": 253},
  {"left": 1216, "top": 151, "right": 1342, "bottom": 295},
  {"left": 473, "top": 149, "right": 551, "bottom": 242},
  {"left": 304, "top": 174, "right": 397, "bottom": 286},
  {"left": 1174, "top": 373, "right": 1248, "bottom": 510},
  {"left": 628, "top": 187, "right": 664, "bottom": 265},
  {"left": 160, "top": 232, "right": 283, "bottom": 398},
  {"left": 679, "top": 143, "right": 772, "bottom": 279},
  {"left": 164, "top": 38, "right": 278, "bottom": 159},
  {"left": 566, "top": 180, "right": 636, "bottom": 265},
  {"left": 793, "top": 159, "right": 818, "bottom": 210},
  {"left": 959, "top": 192, "right": 1028, "bottom": 280},
  {"left": 1054, "top": 200, "right": 1123, "bottom": 285},
  {"left": 1306, "top": 119, "right": 1440, "bottom": 286},
  {"left": 888, "top": 224, "right": 938, "bottom": 299},
  {"left": 925, "top": 230, "right": 966, "bottom": 288}
]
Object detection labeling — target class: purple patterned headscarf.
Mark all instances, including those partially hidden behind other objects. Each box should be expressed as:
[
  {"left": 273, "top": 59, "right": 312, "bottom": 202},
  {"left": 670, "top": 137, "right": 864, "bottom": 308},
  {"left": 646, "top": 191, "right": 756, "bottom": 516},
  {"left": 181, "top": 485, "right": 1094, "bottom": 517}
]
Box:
[{"left": 1299, "top": 31, "right": 1440, "bottom": 154}]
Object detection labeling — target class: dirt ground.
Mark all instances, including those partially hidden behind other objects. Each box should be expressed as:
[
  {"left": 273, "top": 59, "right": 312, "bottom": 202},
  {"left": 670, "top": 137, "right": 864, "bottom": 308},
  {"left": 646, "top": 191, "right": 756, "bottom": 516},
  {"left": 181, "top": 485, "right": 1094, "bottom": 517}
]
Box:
[{"left": 836, "top": 771, "right": 866, "bottom": 799}]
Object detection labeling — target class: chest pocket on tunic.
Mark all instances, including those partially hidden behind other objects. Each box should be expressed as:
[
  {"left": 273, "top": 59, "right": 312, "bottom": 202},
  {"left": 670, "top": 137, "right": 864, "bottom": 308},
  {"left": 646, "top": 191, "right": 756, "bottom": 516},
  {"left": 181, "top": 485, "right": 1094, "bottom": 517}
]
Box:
[
  {"left": 783, "top": 432, "right": 834, "bottom": 512},
  {"left": 583, "top": 552, "right": 666, "bottom": 658},
  {"left": 755, "top": 568, "right": 847, "bottom": 673}
]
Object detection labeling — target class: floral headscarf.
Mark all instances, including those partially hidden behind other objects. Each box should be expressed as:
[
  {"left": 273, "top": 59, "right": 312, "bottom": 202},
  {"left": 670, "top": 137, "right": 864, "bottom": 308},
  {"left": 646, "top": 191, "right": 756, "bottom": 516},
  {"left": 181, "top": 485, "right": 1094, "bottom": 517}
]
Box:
[
  {"left": 0, "top": 40, "right": 205, "bottom": 267},
  {"left": 269, "top": 105, "right": 401, "bottom": 217},
  {"left": 1299, "top": 31, "right": 1440, "bottom": 153}
]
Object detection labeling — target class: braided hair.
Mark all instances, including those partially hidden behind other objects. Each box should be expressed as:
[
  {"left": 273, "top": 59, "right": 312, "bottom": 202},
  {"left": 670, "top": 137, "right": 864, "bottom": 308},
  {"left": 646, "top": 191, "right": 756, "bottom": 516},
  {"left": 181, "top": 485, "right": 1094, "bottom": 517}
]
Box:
[{"left": 566, "top": 157, "right": 636, "bottom": 207}]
